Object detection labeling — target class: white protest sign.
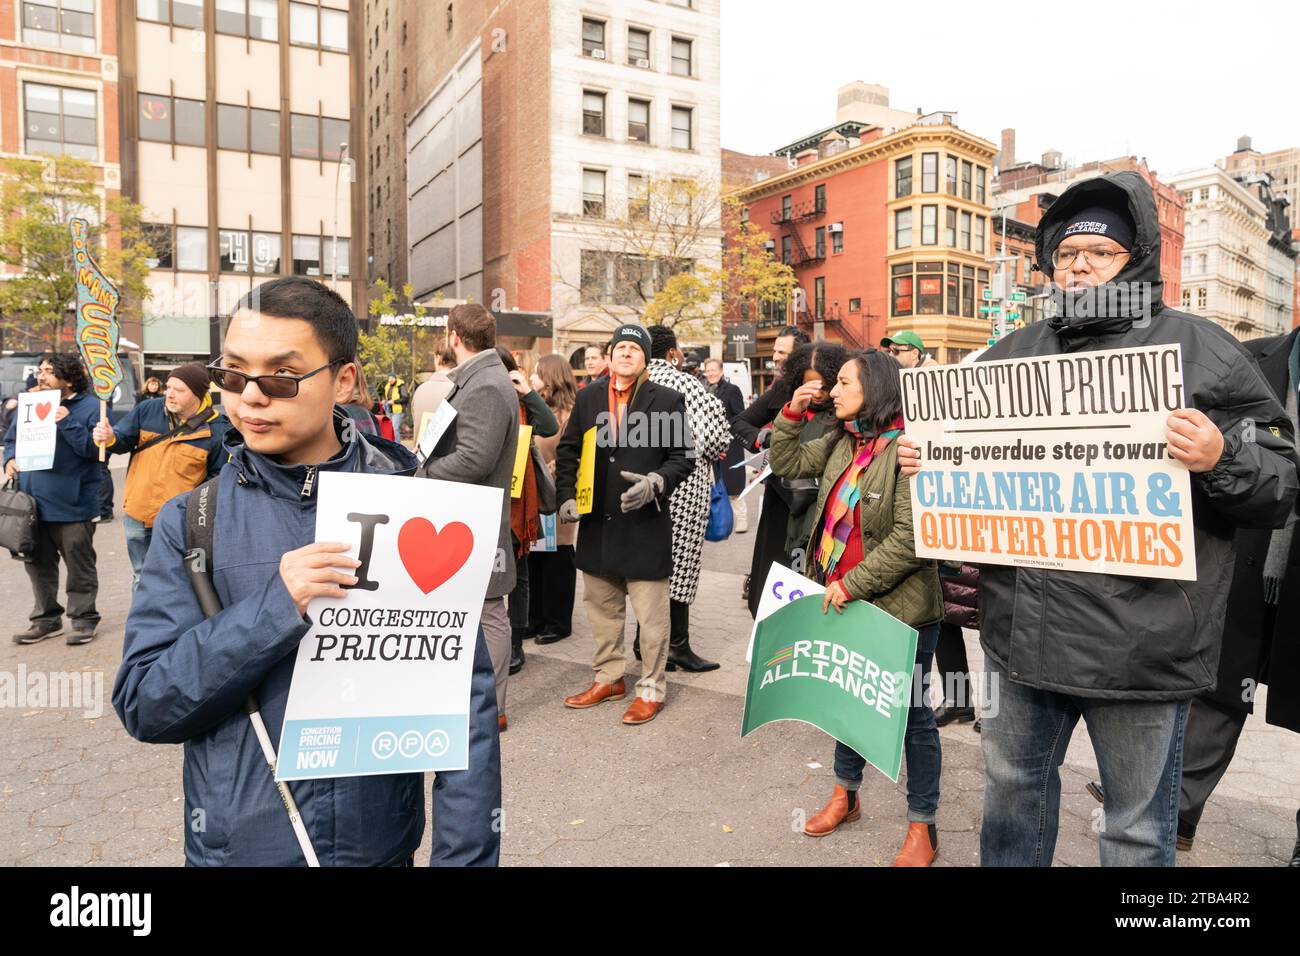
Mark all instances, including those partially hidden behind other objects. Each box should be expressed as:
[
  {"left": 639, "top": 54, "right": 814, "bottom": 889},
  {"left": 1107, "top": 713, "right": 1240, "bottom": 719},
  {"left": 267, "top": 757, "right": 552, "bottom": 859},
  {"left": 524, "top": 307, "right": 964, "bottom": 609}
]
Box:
[
  {"left": 417, "top": 401, "right": 457, "bottom": 460},
  {"left": 737, "top": 463, "right": 772, "bottom": 500},
  {"left": 746, "top": 561, "right": 824, "bottom": 662},
  {"left": 15, "top": 390, "right": 60, "bottom": 471},
  {"left": 276, "top": 471, "right": 502, "bottom": 781},
  {"left": 901, "top": 344, "right": 1196, "bottom": 580}
]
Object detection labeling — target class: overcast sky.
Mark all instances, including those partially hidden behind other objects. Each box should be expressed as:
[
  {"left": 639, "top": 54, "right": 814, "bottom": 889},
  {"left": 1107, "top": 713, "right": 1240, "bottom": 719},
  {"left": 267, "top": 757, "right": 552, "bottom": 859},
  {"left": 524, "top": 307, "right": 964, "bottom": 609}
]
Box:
[{"left": 720, "top": 0, "right": 1298, "bottom": 179}]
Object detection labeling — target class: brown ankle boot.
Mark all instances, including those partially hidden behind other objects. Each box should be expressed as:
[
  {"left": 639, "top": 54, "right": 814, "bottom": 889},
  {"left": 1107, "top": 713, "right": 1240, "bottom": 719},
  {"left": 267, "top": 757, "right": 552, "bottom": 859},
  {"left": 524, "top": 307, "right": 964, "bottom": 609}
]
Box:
[
  {"left": 892, "top": 822, "right": 938, "bottom": 866},
  {"left": 803, "top": 785, "right": 861, "bottom": 837}
]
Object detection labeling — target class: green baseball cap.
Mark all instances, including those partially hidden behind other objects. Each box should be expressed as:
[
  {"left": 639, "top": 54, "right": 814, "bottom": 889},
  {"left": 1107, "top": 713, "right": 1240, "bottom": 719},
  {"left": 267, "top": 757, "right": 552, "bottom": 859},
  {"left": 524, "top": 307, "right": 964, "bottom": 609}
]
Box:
[{"left": 881, "top": 330, "right": 924, "bottom": 351}]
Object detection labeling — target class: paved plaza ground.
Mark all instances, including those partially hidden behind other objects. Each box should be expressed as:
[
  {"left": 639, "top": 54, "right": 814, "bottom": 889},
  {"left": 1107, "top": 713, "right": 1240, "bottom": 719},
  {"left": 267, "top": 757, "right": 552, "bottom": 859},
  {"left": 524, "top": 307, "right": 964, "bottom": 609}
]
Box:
[{"left": 2, "top": 461, "right": 1297, "bottom": 866}]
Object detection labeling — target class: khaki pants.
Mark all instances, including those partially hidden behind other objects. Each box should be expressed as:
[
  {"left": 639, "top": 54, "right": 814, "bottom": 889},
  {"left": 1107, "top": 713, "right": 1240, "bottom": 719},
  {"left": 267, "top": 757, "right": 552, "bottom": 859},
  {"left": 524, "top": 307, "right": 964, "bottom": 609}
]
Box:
[
  {"left": 480, "top": 596, "right": 510, "bottom": 713},
  {"left": 583, "top": 573, "right": 670, "bottom": 702}
]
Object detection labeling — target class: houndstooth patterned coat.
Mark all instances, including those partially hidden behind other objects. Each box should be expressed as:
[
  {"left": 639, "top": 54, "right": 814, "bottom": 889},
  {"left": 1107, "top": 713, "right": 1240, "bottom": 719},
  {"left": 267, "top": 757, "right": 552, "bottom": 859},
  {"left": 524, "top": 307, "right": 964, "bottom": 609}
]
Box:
[{"left": 646, "top": 359, "right": 733, "bottom": 603}]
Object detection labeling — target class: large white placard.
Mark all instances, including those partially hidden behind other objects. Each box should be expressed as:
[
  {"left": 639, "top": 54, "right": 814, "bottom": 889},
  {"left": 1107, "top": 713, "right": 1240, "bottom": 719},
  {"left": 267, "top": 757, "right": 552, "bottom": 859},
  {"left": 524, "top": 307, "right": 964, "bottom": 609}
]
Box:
[{"left": 276, "top": 471, "right": 502, "bottom": 780}]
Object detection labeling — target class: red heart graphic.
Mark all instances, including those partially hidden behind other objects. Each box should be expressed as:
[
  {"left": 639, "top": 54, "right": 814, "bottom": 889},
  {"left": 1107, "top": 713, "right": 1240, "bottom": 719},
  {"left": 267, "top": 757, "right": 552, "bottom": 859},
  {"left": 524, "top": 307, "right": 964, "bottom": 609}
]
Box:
[
  {"left": 35, "top": 402, "right": 52, "bottom": 421},
  {"left": 397, "top": 518, "right": 474, "bottom": 594}
]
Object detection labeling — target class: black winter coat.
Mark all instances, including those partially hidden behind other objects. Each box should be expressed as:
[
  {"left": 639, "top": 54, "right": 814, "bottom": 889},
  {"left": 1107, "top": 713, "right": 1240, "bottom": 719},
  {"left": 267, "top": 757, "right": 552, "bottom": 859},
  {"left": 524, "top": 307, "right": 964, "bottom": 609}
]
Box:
[
  {"left": 977, "top": 170, "right": 1299, "bottom": 700},
  {"left": 1205, "top": 328, "right": 1300, "bottom": 731},
  {"left": 555, "top": 376, "right": 693, "bottom": 581},
  {"left": 711, "top": 378, "right": 746, "bottom": 496}
]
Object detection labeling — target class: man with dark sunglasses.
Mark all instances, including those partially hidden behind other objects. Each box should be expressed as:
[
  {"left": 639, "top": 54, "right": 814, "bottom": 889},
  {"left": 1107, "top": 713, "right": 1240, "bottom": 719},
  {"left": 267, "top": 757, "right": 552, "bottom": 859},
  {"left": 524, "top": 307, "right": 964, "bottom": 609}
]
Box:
[{"left": 114, "top": 277, "right": 502, "bottom": 866}]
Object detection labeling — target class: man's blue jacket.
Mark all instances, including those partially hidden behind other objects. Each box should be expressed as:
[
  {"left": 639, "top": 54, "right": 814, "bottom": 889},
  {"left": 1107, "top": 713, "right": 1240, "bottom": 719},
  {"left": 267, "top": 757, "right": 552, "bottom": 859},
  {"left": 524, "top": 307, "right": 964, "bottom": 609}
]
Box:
[{"left": 113, "top": 417, "right": 502, "bottom": 865}]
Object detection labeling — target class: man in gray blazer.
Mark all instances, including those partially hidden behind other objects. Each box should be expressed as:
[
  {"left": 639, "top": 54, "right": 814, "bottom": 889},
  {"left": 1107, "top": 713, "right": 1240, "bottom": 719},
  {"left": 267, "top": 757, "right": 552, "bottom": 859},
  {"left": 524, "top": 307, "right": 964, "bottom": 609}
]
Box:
[{"left": 421, "top": 303, "right": 519, "bottom": 723}]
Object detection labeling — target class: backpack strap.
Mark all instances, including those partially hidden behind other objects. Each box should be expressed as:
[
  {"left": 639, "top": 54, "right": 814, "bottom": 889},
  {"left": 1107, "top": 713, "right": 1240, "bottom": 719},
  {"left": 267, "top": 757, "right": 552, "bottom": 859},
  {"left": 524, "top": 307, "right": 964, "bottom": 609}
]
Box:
[{"left": 182, "top": 476, "right": 223, "bottom": 616}]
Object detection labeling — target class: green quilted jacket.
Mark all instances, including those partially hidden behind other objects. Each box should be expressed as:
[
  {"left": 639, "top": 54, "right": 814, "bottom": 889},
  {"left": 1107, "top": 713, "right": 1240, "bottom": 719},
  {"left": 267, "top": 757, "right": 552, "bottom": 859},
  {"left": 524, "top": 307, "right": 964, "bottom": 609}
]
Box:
[{"left": 769, "top": 410, "right": 942, "bottom": 629}]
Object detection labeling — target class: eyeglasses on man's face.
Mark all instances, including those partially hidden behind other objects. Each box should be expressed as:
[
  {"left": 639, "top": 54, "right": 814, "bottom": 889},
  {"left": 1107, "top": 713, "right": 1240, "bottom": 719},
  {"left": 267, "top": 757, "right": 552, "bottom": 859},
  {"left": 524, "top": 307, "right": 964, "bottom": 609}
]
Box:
[
  {"left": 1051, "top": 245, "right": 1130, "bottom": 271},
  {"left": 207, "top": 360, "right": 342, "bottom": 399}
]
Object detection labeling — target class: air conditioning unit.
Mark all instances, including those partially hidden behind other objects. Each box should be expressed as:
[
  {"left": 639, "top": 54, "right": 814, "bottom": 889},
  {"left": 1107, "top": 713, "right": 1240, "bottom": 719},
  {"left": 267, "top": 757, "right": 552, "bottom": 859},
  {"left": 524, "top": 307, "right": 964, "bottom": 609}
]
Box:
[
  {"left": 590, "top": 48, "right": 606, "bottom": 59},
  {"left": 634, "top": 58, "right": 650, "bottom": 68},
  {"left": 828, "top": 222, "right": 843, "bottom": 233}
]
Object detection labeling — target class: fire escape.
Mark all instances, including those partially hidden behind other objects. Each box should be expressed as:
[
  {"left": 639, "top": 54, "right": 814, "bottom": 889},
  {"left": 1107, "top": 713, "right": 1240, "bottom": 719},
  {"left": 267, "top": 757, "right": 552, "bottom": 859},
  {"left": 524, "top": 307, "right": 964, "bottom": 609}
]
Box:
[{"left": 770, "top": 198, "right": 866, "bottom": 349}]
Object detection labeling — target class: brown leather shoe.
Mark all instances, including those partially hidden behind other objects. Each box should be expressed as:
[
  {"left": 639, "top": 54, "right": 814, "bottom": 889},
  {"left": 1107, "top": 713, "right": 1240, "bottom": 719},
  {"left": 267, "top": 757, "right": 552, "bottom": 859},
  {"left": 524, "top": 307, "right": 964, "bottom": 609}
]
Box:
[
  {"left": 892, "top": 822, "right": 938, "bottom": 866},
  {"left": 621, "top": 697, "right": 664, "bottom": 725},
  {"left": 564, "top": 680, "right": 626, "bottom": 709},
  {"left": 803, "top": 785, "right": 861, "bottom": 837},
  {"left": 498, "top": 713, "right": 507, "bottom": 731}
]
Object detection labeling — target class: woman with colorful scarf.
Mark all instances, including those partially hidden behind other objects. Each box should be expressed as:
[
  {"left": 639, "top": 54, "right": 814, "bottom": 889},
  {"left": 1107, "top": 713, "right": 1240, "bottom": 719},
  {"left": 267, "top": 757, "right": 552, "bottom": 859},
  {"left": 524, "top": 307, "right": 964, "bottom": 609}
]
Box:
[{"left": 768, "top": 348, "right": 944, "bottom": 866}]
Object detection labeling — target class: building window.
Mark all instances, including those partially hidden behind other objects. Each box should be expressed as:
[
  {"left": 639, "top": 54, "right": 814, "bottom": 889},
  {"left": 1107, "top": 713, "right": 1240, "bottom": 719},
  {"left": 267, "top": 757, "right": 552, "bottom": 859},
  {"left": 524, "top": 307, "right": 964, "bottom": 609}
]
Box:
[
  {"left": 960, "top": 211, "right": 972, "bottom": 250},
  {"left": 22, "top": 0, "right": 95, "bottom": 52},
  {"left": 945, "top": 207, "right": 957, "bottom": 246},
  {"left": 814, "top": 227, "right": 825, "bottom": 259},
  {"left": 962, "top": 265, "right": 975, "bottom": 317},
  {"left": 670, "top": 37, "right": 692, "bottom": 76},
  {"left": 781, "top": 195, "right": 792, "bottom": 221},
  {"left": 670, "top": 106, "right": 692, "bottom": 149},
  {"left": 974, "top": 215, "right": 986, "bottom": 255},
  {"left": 781, "top": 236, "right": 792, "bottom": 264},
  {"left": 892, "top": 264, "right": 913, "bottom": 317},
  {"left": 215, "top": 0, "right": 277, "bottom": 40},
  {"left": 141, "top": 224, "right": 173, "bottom": 269},
  {"left": 582, "top": 91, "right": 605, "bottom": 136},
  {"left": 946, "top": 262, "right": 959, "bottom": 315},
  {"left": 138, "top": 93, "right": 206, "bottom": 147},
  {"left": 581, "top": 17, "right": 605, "bottom": 57},
  {"left": 582, "top": 168, "right": 606, "bottom": 218},
  {"left": 219, "top": 229, "right": 250, "bottom": 272},
  {"left": 216, "top": 104, "right": 248, "bottom": 151},
  {"left": 814, "top": 277, "right": 825, "bottom": 320},
  {"left": 176, "top": 226, "right": 207, "bottom": 271},
  {"left": 251, "top": 231, "right": 281, "bottom": 274},
  {"left": 1181, "top": 288, "right": 1191, "bottom": 309},
  {"left": 895, "top": 156, "right": 912, "bottom": 197},
  {"left": 921, "top": 205, "right": 937, "bottom": 245},
  {"left": 292, "top": 234, "right": 322, "bottom": 276},
  {"left": 945, "top": 155, "right": 958, "bottom": 195},
  {"left": 921, "top": 152, "right": 938, "bottom": 193},
  {"left": 250, "top": 108, "right": 280, "bottom": 154},
  {"left": 627, "top": 27, "right": 650, "bottom": 65},
  {"left": 831, "top": 229, "right": 843, "bottom": 254},
  {"left": 917, "top": 263, "right": 943, "bottom": 315},
  {"left": 895, "top": 208, "right": 912, "bottom": 248},
  {"left": 848, "top": 297, "right": 860, "bottom": 312},
  {"left": 627, "top": 98, "right": 650, "bottom": 143},
  {"left": 961, "top": 160, "right": 972, "bottom": 200},
  {"left": 290, "top": 113, "right": 349, "bottom": 160},
  {"left": 628, "top": 174, "right": 648, "bottom": 220},
  {"left": 137, "top": 0, "right": 204, "bottom": 29},
  {"left": 1197, "top": 287, "right": 1207, "bottom": 310},
  {"left": 976, "top": 166, "right": 987, "bottom": 204},
  {"left": 1199, "top": 187, "right": 1209, "bottom": 202},
  {"left": 290, "top": 1, "right": 347, "bottom": 51},
  {"left": 814, "top": 183, "right": 826, "bottom": 212},
  {"left": 23, "top": 83, "right": 96, "bottom": 160}
]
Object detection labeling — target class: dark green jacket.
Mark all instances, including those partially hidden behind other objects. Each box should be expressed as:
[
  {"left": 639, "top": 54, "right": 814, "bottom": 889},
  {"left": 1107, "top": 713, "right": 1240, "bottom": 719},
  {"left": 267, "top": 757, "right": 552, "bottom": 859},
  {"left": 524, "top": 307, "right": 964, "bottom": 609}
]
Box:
[{"left": 770, "top": 411, "right": 942, "bottom": 628}]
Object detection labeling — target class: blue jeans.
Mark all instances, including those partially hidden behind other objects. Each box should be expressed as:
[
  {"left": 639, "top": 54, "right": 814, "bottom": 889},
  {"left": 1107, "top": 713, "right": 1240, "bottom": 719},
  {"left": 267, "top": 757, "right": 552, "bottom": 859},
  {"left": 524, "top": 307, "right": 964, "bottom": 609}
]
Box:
[
  {"left": 428, "top": 628, "right": 502, "bottom": 866},
  {"left": 123, "top": 515, "right": 152, "bottom": 591},
  {"left": 390, "top": 411, "right": 404, "bottom": 439},
  {"left": 833, "top": 622, "right": 941, "bottom": 824},
  {"left": 979, "top": 662, "right": 1190, "bottom": 867}
]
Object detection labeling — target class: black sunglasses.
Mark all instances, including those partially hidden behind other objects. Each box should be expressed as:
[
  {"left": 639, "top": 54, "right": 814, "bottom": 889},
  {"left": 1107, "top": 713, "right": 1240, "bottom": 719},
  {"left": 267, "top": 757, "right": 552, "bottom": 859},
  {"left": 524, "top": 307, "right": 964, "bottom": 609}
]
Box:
[{"left": 207, "top": 360, "right": 343, "bottom": 399}]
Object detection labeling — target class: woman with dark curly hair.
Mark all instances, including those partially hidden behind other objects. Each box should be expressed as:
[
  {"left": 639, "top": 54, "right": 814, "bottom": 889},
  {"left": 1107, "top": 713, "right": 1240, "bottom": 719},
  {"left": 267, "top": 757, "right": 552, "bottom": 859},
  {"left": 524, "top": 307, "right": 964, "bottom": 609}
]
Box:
[
  {"left": 775, "top": 341, "right": 847, "bottom": 561},
  {"left": 2, "top": 352, "right": 104, "bottom": 645}
]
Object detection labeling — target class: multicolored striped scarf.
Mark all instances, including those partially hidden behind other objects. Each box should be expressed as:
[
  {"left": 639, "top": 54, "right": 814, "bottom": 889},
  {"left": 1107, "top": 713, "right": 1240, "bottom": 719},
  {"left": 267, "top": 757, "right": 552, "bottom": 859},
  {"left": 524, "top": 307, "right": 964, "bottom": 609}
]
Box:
[{"left": 814, "top": 414, "right": 905, "bottom": 578}]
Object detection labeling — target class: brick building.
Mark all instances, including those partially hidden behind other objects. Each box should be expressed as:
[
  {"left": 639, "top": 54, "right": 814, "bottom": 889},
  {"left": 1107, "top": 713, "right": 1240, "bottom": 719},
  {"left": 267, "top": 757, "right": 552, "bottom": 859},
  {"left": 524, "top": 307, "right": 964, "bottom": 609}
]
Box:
[
  {"left": 1, "top": 0, "right": 124, "bottom": 346},
  {"left": 726, "top": 118, "right": 997, "bottom": 378}
]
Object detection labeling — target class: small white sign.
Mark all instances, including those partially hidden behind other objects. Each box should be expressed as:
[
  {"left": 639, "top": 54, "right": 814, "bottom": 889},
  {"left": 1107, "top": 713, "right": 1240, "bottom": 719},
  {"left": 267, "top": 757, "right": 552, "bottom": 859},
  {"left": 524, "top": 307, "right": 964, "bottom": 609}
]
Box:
[
  {"left": 276, "top": 471, "right": 502, "bottom": 781},
  {"left": 15, "top": 390, "right": 60, "bottom": 472},
  {"left": 746, "top": 561, "right": 824, "bottom": 662}
]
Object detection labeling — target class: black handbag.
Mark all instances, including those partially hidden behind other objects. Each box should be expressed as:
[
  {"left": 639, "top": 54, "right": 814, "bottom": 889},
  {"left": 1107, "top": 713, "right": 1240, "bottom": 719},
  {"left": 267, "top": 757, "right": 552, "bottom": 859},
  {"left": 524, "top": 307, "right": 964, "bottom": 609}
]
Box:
[
  {"left": 0, "top": 477, "right": 39, "bottom": 560},
  {"left": 531, "top": 445, "right": 557, "bottom": 515}
]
